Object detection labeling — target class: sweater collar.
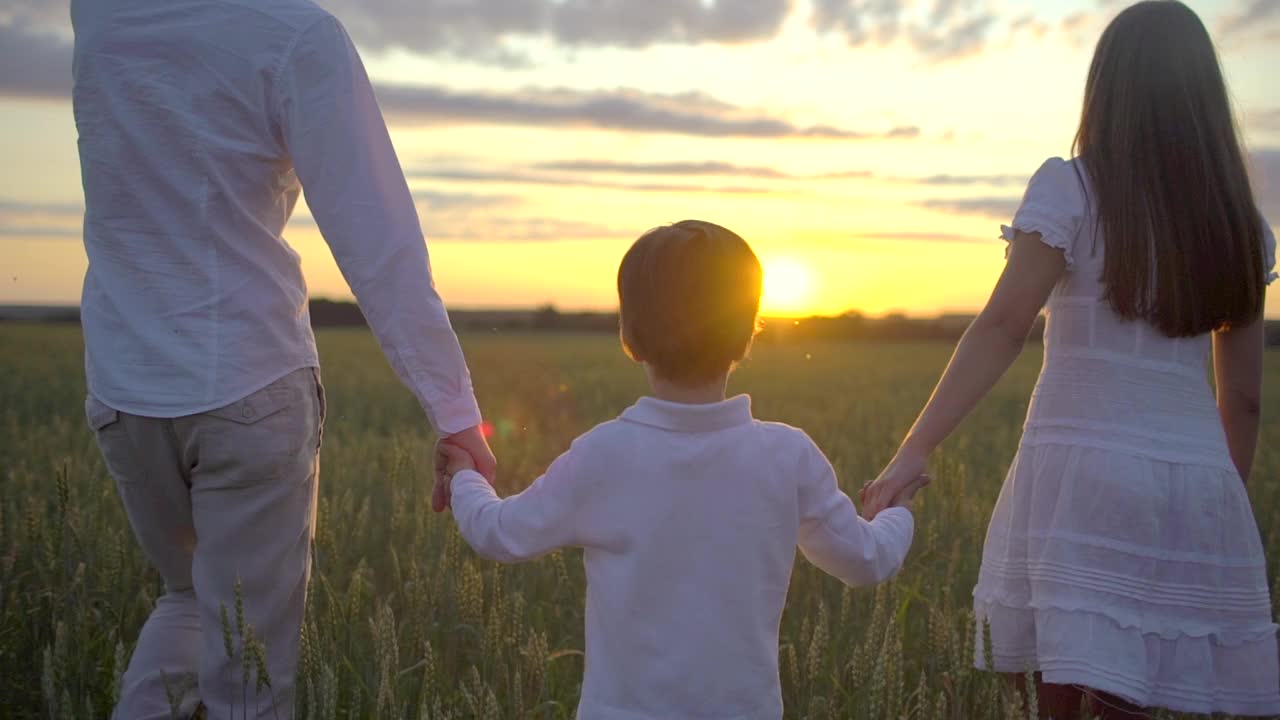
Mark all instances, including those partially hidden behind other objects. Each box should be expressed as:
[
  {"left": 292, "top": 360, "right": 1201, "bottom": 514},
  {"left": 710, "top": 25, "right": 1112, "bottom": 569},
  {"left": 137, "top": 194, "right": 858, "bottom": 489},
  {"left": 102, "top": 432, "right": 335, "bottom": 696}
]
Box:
[{"left": 619, "top": 394, "right": 753, "bottom": 433}]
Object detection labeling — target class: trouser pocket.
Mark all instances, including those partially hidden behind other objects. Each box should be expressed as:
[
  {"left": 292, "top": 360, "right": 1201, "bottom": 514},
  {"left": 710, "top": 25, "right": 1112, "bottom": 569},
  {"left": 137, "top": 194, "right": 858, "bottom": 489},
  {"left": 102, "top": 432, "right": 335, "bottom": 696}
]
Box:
[{"left": 193, "top": 368, "right": 321, "bottom": 488}]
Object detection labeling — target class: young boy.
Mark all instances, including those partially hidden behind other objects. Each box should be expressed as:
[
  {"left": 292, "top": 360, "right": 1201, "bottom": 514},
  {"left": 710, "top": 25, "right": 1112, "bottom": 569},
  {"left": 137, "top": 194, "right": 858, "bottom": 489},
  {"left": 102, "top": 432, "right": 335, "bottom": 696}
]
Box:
[{"left": 438, "top": 220, "right": 926, "bottom": 719}]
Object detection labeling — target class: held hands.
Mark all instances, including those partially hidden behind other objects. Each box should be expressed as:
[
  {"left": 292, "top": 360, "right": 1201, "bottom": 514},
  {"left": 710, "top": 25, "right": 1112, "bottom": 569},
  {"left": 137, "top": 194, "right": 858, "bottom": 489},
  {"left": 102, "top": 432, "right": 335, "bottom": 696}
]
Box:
[
  {"left": 884, "top": 471, "right": 930, "bottom": 512},
  {"left": 432, "top": 424, "right": 497, "bottom": 513},
  {"left": 431, "top": 441, "right": 472, "bottom": 512},
  {"left": 861, "top": 449, "right": 930, "bottom": 519}
]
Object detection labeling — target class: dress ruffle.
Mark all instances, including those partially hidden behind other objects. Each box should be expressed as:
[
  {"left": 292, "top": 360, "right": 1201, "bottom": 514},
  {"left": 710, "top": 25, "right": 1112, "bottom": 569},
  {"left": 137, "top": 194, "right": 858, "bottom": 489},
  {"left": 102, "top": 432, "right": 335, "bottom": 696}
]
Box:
[
  {"left": 974, "top": 442, "right": 1280, "bottom": 715},
  {"left": 974, "top": 599, "right": 1280, "bottom": 716}
]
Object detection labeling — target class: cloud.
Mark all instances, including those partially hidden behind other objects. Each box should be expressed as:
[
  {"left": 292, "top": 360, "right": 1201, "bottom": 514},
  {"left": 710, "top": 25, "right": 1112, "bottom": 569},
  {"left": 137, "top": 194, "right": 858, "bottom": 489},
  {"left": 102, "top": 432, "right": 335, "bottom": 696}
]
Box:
[
  {"left": 288, "top": 189, "right": 521, "bottom": 225},
  {"left": 249, "top": 193, "right": 623, "bottom": 244},
  {"left": 548, "top": 0, "right": 793, "bottom": 47},
  {"left": 408, "top": 167, "right": 775, "bottom": 194},
  {"left": 398, "top": 187, "right": 631, "bottom": 242},
  {"left": 1008, "top": 13, "right": 1050, "bottom": 40},
  {"left": 531, "top": 159, "right": 878, "bottom": 180},
  {"left": 0, "top": 198, "right": 81, "bottom": 240},
  {"left": 316, "top": 0, "right": 794, "bottom": 64},
  {"left": 0, "top": 194, "right": 539, "bottom": 245},
  {"left": 532, "top": 159, "right": 790, "bottom": 178},
  {"left": 1247, "top": 108, "right": 1280, "bottom": 134},
  {"left": 411, "top": 190, "right": 520, "bottom": 211},
  {"left": 0, "top": 23, "right": 71, "bottom": 100},
  {"left": 0, "top": 0, "right": 70, "bottom": 30},
  {"left": 428, "top": 217, "right": 626, "bottom": 243},
  {"left": 410, "top": 191, "right": 629, "bottom": 244},
  {"left": 917, "top": 196, "right": 1020, "bottom": 219},
  {"left": 812, "top": 0, "right": 999, "bottom": 62},
  {"left": 0, "top": 225, "right": 79, "bottom": 239},
  {"left": 911, "top": 148, "right": 1279, "bottom": 223},
  {"left": 376, "top": 84, "right": 919, "bottom": 139},
  {"left": 527, "top": 158, "right": 1020, "bottom": 185},
  {"left": 818, "top": 169, "right": 876, "bottom": 179},
  {"left": 905, "top": 173, "right": 1025, "bottom": 187},
  {"left": 1253, "top": 148, "right": 1280, "bottom": 220},
  {"left": 812, "top": 0, "right": 904, "bottom": 46},
  {"left": 0, "top": 199, "right": 82, "bottom": 215},
  {"left": 1220, "top": 0, "right": 1280, "bottom": 38},
  {"left": 4, "top": 0, "right": 1017, "bottom": 83},
  {"left": 907, "top": 10, "right": 996, "bottom": 61},
  {"left": 1060, "top": 11, "right": 1091, "bottom": 33},
  {"left": 0, "top": 22, "right": 922, "bottom": 141},
  {"left": 853, "top": 230, "right": 988, "bottom": 243}
]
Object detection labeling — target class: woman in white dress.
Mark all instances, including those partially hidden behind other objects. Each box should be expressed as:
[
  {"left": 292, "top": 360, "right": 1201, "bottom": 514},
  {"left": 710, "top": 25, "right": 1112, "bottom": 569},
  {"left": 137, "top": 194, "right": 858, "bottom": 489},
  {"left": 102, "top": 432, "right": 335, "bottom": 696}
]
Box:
[{"left": 860, "top": 2, "right": 1280, "bottom": 717}]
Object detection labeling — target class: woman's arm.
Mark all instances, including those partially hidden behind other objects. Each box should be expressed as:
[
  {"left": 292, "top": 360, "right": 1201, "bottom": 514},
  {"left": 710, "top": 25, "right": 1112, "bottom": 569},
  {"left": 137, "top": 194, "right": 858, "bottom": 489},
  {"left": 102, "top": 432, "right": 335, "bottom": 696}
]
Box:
[
  {"left": 860, "top": 232, "right": 1065, "bottom": 518},
  {"left": 1213, "top": 315, "right": 1265, "bottom": 484}
]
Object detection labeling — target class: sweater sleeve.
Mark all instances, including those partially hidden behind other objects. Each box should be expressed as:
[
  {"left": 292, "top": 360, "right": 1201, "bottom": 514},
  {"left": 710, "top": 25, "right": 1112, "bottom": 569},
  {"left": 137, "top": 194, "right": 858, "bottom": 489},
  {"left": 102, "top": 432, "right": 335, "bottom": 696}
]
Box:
[
  {"left": 796, "top": 436, "right": 914, "bottom": 586},
  {"left": 450, "top": 448, "right": 582, "bottom": 562}
]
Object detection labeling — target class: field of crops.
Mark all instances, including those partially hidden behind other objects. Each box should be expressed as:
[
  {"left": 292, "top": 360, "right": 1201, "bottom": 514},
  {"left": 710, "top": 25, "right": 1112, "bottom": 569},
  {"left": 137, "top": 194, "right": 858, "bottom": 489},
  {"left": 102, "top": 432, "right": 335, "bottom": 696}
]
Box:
[{"left": 4, "top": 322, "right": 1280, "bottom": 719}]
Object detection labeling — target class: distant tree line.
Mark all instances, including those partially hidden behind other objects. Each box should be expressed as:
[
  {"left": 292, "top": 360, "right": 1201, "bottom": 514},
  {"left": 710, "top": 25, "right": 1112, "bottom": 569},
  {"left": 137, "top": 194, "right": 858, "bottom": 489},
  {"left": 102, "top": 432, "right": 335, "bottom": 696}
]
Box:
[
  {"left": 309, "top": 300, "right": 994, "bottom": 342},
  {"left": 10, "top": 299, "right": 1280, "bottom": 346}
]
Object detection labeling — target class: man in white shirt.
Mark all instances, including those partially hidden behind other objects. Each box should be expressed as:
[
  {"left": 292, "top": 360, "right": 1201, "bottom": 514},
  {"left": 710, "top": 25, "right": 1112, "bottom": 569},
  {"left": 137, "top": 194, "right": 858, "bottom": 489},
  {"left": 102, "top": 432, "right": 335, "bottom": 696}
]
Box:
[{"left": 71, "top": 2, "right": 494, "bottom": 717}]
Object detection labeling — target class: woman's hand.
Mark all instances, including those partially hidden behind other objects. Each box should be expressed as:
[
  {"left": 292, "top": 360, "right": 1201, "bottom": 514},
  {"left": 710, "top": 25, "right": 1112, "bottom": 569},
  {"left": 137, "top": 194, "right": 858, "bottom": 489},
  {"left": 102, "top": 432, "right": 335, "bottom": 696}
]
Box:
[
  {"left": 861, "top": 448, "right": 928, "bottom": 519},
  {"left": 887, "top": 471, "right": 931, "bottom": 511}
]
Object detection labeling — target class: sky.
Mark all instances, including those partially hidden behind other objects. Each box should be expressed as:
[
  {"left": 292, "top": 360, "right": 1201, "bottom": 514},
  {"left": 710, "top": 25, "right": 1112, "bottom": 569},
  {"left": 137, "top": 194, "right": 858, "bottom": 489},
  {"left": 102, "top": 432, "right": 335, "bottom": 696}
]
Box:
[{"left": 1, "top": 0, "right": 1278, "bottom": 317}]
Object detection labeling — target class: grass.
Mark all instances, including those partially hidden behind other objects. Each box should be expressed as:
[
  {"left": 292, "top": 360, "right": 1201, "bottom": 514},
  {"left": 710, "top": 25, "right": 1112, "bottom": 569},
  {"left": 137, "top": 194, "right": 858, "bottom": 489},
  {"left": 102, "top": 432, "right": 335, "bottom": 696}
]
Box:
[{"left": 3, "top": 322, "right": 1279, "bottom": 719}]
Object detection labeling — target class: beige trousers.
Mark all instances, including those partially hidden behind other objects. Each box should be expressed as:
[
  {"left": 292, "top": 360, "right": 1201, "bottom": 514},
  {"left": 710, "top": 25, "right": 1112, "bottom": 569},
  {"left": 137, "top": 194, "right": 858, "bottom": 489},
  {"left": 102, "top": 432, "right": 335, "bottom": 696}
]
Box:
[{"left": 88, "top": 368, "right": 325, "bottom": 720}]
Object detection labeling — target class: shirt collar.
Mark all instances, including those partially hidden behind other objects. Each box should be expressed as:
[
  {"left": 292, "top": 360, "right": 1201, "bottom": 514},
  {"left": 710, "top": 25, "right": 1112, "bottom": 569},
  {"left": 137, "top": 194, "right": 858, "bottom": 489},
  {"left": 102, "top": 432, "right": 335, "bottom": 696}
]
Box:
[{"left": 619, "top": 395, "right": 753, "bottom": 433}]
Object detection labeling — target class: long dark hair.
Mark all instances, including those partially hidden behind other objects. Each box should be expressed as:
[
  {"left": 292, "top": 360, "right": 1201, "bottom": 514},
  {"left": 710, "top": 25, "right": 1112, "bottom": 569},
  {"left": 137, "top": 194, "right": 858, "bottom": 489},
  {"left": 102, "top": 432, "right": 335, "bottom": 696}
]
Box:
[{"left": 1073, "top": 0, "right": 1265, "bottom": 337}]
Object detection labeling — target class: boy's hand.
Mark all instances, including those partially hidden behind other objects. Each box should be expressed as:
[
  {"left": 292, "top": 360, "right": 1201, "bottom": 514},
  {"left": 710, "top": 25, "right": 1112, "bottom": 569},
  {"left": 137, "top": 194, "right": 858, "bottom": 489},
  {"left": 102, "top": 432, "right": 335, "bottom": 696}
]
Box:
[
  {"left": 443, "top": 425, "right": 497, "bottom": 481},
  {"left": 887, "top": 473, "right": 931, "bottom": 511},
  {"left": 432, "top": 440, "right": 478, "bottom": 512},
  {"left": 432, "top": 424, "right": 497, "bottom": 513},
  {"left": 861, "top": 449, "right": 926, "bottom": 518}
]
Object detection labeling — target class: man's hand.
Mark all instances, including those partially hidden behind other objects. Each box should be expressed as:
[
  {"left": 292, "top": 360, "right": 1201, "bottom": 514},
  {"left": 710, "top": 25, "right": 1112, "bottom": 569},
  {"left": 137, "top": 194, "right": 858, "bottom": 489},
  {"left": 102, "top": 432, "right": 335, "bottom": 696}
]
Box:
[
  {"left": 432, "top": 424, "right": 497, "bottom": 512},
  {"left": 437, "top": 441, "right": 477, "bottom": 475}
]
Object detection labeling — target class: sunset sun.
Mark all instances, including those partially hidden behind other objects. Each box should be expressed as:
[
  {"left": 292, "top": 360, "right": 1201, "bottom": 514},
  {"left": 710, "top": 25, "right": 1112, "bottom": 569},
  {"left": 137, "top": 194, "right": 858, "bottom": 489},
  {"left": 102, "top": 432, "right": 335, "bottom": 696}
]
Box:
[{"left": 761, "top": 258, "right": 817, "bottom": 316}]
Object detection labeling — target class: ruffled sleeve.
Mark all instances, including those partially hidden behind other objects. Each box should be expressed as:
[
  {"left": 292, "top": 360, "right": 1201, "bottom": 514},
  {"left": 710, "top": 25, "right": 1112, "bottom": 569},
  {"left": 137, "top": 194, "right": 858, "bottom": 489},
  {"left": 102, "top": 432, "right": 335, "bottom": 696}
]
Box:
[
  {"left": 1261, "top": 216, "right": 1277, "bottom": 286},
  {"left": 1001, "top": 157, "right": 1086, "bottom": 269}
]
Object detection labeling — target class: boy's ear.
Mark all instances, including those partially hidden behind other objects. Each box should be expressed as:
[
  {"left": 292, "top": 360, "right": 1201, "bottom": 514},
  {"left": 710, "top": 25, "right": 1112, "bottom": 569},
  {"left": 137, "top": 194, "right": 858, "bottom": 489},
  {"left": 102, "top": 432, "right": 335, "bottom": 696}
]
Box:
[
  {"left": 619, "top": 328, "right": 644, "bottom": 362},
  {"left": 733, "top": 319, "right": 762, "bottom": 363}
]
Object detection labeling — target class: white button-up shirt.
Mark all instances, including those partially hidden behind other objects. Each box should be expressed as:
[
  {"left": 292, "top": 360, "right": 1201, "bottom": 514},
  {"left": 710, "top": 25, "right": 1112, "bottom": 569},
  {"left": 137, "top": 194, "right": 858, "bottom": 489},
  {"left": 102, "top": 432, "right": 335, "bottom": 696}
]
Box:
[
  {"left": 450, "top": 395, "right": 915, "bottom": 719},
  {"left": 71, "top": 0, "right": 480, "bottom": 432}
]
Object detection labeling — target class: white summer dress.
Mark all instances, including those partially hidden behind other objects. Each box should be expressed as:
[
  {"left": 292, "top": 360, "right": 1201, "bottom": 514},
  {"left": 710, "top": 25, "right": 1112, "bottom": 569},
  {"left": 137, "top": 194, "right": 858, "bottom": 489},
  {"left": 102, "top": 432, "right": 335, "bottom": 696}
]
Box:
[{"left": 973, "top": 157, "right": 1280, "bottom": 715}]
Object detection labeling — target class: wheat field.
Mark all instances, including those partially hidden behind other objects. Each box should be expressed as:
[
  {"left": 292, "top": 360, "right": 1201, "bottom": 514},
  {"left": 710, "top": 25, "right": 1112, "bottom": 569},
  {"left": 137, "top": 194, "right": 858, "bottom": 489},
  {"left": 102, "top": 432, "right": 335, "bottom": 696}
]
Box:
[{"left": 4, "top": 323, "right": 1279, "bottom": 719}]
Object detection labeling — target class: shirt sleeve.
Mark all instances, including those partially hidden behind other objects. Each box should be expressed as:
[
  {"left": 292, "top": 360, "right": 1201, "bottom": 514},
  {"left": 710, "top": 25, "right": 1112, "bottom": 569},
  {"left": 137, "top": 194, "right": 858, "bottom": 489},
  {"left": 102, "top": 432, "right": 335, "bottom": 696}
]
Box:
[
  {"left": 450, "top": 449, "right": 583, "bottom": 563},
  {"left": 1000, "top": 157, "right": 1087, "bottom": 269},
  {"left": 795, "top": 436, "right": 914, "bottom": 586},
  {"left": 274, "top": 16, "right": 481, "bottom": 434}
]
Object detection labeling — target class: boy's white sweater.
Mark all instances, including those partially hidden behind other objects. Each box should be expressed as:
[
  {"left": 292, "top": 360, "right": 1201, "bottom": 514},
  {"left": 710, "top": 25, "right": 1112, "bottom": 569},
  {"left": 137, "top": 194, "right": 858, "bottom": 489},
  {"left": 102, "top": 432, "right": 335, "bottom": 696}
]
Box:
[{"left": 451, "top": 395, "right": 914, "bottom": 720}]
